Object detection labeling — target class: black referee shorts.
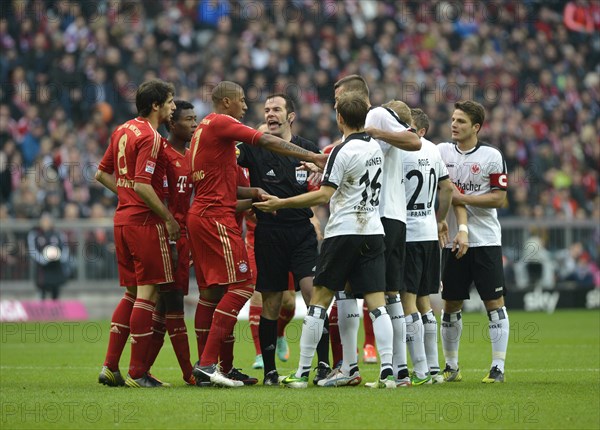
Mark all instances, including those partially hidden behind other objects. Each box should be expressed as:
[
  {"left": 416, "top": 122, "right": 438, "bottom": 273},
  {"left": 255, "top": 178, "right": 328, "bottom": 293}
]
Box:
[
  {"left": 441, "top": 246, "right": 506, "bottom": 301},
  {"left": 254, "top": 221, "right": 317, "bottom": 293}
]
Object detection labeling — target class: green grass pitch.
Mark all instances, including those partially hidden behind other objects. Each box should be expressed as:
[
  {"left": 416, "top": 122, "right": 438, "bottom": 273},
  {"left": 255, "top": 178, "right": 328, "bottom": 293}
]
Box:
[{"left": 1, "top": 310, "right": 598, "bottom": 429}]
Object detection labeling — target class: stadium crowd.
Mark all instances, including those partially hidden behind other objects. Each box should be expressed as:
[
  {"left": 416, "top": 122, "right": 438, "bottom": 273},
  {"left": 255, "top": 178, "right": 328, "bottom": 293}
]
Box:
[{"left": 0, "top": 0, "right": 599, "bottom": 283}]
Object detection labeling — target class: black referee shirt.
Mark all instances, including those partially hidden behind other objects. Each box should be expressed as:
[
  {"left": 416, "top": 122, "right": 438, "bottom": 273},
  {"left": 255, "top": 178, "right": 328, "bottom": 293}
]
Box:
[{"left": 237, "top": 135, "right": 320, "bottom": 225}]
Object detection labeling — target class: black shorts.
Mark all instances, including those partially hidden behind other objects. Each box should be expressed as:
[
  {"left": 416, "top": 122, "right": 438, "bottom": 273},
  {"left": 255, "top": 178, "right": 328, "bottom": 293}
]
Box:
[
  {"left": 404, "top": 241, "right": 441, "bottom": 296},
  {"left": 381, "top": 217, "right": 406, "bottom": 292},
  {"left": 314, "top": 234, "right": 385, "bottom": 295},
  {"left": 254, "top": 221, "right": 317, "bottom": 293},
  {"left": 441, "top": 246, "right": 506, "bottom": 301}
]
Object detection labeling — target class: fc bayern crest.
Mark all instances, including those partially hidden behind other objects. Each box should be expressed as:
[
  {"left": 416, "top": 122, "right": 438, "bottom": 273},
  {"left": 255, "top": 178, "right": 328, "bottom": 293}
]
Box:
[
  {"left": 238, "top": 260, "right": 248, "bottom": 273},
  {"left": 296, "top": 169, "right": 307, "bottom": 185}
]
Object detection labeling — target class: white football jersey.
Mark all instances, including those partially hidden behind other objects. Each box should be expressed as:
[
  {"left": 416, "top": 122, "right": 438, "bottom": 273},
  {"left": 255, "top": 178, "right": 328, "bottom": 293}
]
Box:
[
  {"left": 404, "top": 137, "right": 449, "bottom": 242},
  {"left": 438, "top": 141, "right": 508, "bottom": 247},
  {"left": 321, "top": 132, "right": 385, "bottom": 238},
  {"left": 365, "top": 106, "right": 410, "bottom": 223}
]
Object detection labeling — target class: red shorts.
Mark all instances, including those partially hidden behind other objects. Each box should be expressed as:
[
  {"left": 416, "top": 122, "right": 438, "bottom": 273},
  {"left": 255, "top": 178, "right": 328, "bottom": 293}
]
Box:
[
  {"left": 114, "top": 224, "right": 174, "bottom": 287},
  {"left": 188, "top": 214, "right": 252, "bottom": 290},
  {"left": 160, "top": 235, "right": 191, "bottom": 295},
  {"left": 287, "top": 272, "right": 295, "bottom": 291},
  {"left": 246, "top": 243, "right": 258, "bottom": 285}
]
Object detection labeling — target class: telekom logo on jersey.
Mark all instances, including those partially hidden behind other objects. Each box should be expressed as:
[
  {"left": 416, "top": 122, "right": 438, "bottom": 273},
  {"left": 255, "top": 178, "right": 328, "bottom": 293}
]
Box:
[{"left": 177, "top": 176, "right": 188, "bottom": 193}]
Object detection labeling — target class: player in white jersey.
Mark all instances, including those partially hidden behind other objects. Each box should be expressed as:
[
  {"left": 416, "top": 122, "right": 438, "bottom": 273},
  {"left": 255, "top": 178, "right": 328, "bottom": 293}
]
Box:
[
  {"left": 402, "top": 106, "right": 469, "bottom": 385},
  {"left": 437, "top": 100, "right": 509, "bottom": 383},
  {"left": 254, "top": 92, "right": 397, "bottom": 389},
  {"left": 331, "top": 75, "right": 421, "bottom": 387}
]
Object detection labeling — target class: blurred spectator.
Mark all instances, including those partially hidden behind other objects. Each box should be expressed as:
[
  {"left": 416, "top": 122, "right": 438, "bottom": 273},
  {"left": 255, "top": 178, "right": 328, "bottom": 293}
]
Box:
[
  {"left": 0, "top": 203, "right": 23, "bottom": 279},
  {"left": 513, "top": 236, "right": 556, "bottom": 289},
  {"left": 555, "top": 242, "right": 598, "bottom": 288},
  {"left": 0, "top": 0, "right": 596, "bottom": 229},
  {"left": 84, "top": 203, "right": 117, "bottom": 279},
  {"left": 563, "top": 0, "right": 595, "bottom": 34},
  {"left": 27, "top": 213, "right": 70, "bottom": 300}
]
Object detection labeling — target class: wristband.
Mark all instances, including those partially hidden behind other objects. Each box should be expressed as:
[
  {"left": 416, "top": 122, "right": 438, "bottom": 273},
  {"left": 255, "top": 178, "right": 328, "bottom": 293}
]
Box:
[{"left": 458, "top": 224, "right": 468, "bottom": 234}]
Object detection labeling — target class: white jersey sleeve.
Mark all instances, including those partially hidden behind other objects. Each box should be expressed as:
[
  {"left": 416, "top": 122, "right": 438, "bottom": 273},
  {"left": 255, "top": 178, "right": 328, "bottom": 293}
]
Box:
[
  {"left": 438, "top": 141, "right": 507, "bottom": 247},
  {"left": 404, "top": 138, "right": 449, "bottom": 242},
  {"left": 365, "top": 106, "right": 411, "bottom": 223}
]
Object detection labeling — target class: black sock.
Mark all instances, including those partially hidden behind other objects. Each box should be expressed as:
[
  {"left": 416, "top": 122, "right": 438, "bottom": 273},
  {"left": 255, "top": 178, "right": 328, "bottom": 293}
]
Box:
[
  {"left": 316, "top": 315, "right": 330, "bottom": 366},
  {"left": 259, "top": 316, "right": 278, "bottom": 374},
  {"left": 380, "top": 367, "right": 393, "bottom": 380}
]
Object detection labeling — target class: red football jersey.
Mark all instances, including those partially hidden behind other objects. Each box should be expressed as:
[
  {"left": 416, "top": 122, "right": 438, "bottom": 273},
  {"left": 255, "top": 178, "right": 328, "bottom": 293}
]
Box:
[
  {"left": 98, "top": 117, "right": 167, "bottom": 226},
  {"left": 235, "top": 165, "right": 250, "bottom": 228},
  {"left": 163, "top": 139, "right": 192, "bottom": 234},
  {"left": 188, "top": 113, "right": 263, "bottom": 217}
]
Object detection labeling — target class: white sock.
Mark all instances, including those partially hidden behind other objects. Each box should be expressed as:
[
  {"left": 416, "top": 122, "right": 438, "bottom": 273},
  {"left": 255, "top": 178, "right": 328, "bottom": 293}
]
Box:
[
  {"left": 441, "top": 310, "right": 462, "bottom": 370},
  {"left": 422, "top": 310, "right": 440, "bottom": 373},
  {"left": 370, "top": 306, "right": 394, "bottom": 379},
  {"left": 406, "top": 312, "right": 429, "bottom": 378},
  {"left": 386, "top": 294, "right": 407, "bottom": 378},
  {"left": 488, "top": 306, "right": 509, "bottom": 372},
  {"left": 295, "top": 305, "right": 326, "bottom": 378},
  {"left": 336, "top": 292, "right": 359, "bottom": 375}
]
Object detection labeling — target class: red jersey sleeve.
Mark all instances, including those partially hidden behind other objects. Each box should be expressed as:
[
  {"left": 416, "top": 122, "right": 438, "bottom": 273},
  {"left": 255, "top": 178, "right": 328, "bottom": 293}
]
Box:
[
  {"left": 98, "top": 140, "right": 115, "bottom": 174},
  {"left": 134, "top": 131, "right": 161, "bottom": 185},
  {"left": 217, "top": 115, "right": 264, "bottom": 146}
]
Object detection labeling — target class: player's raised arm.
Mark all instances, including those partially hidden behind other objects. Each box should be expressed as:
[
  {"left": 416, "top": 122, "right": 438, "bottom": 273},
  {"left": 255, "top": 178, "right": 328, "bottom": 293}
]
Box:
[
  {"left": 364, "top": 126, "right": 421, "bottom": 151},
  {"left": 257, "top": 133, "right": 328, "bottom": 169}
]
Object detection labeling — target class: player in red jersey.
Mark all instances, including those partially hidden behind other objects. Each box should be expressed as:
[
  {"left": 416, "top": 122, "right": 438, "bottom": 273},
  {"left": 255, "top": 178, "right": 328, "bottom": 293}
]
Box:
[
  {"left": 144, "top": 100, "right": 197, "bottom": 385},
  {"left": 188, "top": 81, "right": 328, "bottom": 387},
  {"left": 95, "top": 79, "right": 178, "bottom": 388}
]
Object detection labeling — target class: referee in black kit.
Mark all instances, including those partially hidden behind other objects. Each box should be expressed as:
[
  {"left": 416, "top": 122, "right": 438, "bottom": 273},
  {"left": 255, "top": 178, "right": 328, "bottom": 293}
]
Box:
[{"left": 236, "top": 93, "right": 331, "bottom": 386}]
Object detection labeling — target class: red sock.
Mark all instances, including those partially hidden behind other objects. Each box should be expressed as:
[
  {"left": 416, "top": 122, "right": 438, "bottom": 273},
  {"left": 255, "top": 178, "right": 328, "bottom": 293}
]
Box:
[
  {"left": 195, "top": 297, "right": 217, "bottom": 360},
  {"left": 166, "top": 312, "right": 193, "bottom": 380},
  {"left": 220, "top": 333, "right": 235, "bottom": 374},
  {"left": 363, "top": 303, "right": 375, "bottom": 347},
  {"left": 329, "top": 301, "right": 342, "bottom": 366},
  {"left": 103, "top": 292, "right": 135, "bottom": 370},
  {"left": 128, "top": 298, "right": 155, "bottom": 379},
  {"left": 200, "top": 286, "right": 252, "bottom": 366},
  {"left": 145, "top": 312, "right": 166, "bottom": 369},
  {"left": 249, "top": 305, "right": 262, "bottom": 355},
  {"left": 277, "top": 306, "right": 295, "bottom": 337}
]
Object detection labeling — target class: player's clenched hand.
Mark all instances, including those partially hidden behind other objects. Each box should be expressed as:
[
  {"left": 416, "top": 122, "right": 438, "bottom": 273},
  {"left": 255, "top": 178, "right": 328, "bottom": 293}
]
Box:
[
  {"left": 438, "top": 220, "right": 449, "bottom": 248},
  {"left": 253, "top": 194, "right": 281, "bottom": 213},
  {"left": 452, "top": 231, "right": 469, "bottom": 259},
  {"left": 165, "top": 217, "right": 181, "bottom": 242},
  {"left": 252, "top": 187, "right": 268, "bottom": 202}
]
